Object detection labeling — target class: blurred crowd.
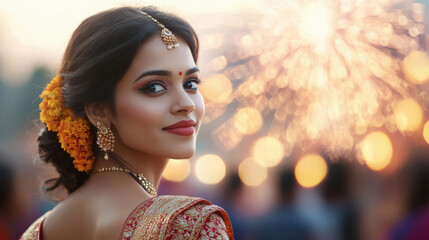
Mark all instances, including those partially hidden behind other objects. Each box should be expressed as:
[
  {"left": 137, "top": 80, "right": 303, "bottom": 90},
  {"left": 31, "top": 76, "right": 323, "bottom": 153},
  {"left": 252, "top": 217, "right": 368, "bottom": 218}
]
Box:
[
  {"left": 2, "top": 138, "right": 429, "bottom": 240},
  {"left": 217, "top": 149, "right": 429, "bottom": 240}
]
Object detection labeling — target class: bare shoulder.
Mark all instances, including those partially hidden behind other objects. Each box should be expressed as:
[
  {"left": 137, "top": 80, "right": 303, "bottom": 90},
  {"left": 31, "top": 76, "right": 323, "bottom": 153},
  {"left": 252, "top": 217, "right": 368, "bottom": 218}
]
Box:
[
  {"left": 42, "top": 176, "right": 150, "bottom": 240},
  {"left": 42, "top": 193, "right": 94, "bottom": 240}
]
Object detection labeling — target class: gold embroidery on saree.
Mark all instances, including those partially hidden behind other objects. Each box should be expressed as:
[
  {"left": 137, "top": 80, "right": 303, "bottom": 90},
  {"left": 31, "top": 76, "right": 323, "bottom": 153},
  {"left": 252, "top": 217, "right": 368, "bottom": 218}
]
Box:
[
  {"left": 121, "top": 195, "right": 234, "bottom": 240},
  {"left": 122, "top": 196, "right": 204, "bottom": 240},
  {"left": 20, "top": 211, "right": 51, "bottom": 240}
]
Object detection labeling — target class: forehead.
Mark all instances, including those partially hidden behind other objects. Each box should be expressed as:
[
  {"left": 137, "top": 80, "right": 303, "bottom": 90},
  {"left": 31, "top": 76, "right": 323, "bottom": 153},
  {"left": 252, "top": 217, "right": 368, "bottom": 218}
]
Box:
[{"left": 131, "top": 35, "right": 196, "bottom": 72}]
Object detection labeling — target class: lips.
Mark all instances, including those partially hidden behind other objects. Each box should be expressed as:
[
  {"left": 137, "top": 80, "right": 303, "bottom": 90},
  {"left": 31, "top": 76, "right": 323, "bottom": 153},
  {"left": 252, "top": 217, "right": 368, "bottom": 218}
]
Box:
[{"left": 163, "top": 119, "right": 196, "bottom": 136}]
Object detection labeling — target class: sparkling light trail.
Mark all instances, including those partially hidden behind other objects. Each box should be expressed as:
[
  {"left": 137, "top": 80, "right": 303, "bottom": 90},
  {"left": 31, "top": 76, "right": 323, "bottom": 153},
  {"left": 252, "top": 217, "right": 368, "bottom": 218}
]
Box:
[{"left": 200, "top": 0, "right": 427, "bottom": 161}]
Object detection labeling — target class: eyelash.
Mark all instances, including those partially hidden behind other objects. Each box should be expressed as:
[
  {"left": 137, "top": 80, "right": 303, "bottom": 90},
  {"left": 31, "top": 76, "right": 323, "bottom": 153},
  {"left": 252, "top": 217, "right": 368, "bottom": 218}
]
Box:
[
  {"left": 140, "top": 78, "right": 201, "bottom": 94},
  {"left": 184, "top": 78, "right": 201, "bottom": 90}
]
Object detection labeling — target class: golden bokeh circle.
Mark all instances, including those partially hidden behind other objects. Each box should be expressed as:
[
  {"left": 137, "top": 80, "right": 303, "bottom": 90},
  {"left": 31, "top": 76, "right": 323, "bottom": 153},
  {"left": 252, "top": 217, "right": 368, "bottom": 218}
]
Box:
[
  {"left": 162, "top": 159, "right": 191, "bottom": 182},
  {"left": 233, "top": 107, "right": 263, "bottom": 135},
  {"left": 394, "top": 98, "right": 423, "bottom": 132},
  {"left": 402, "top": 50, "right": 429, "bottom": 84},
  {"left": 199, "top": 74, "right": 232, "bottom": 103},
  {"left": 361, "top": 131, "right": 393, "bottom": 171},
  {"left": 294, "top": 154, "right": 328, "bottom": 188},
  {"left": 253, "top": 136, "right": 284, "bottom": 167},
  {"left": 238, "top": 158, "right": 267, "bottom": 187},
  {"left": 195, "top": 154, "right": 226, "bottom": 184}
]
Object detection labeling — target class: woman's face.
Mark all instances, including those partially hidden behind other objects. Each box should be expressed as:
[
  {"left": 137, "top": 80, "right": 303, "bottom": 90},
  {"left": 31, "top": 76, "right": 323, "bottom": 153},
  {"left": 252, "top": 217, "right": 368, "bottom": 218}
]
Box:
[{"left": 111, "top": 36, "right": 205, "bottom": 159}]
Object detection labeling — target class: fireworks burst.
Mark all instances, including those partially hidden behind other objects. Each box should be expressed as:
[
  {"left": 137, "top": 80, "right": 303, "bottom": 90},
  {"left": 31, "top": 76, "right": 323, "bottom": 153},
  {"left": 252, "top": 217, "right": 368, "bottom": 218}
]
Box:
[{"left": 198, "top": 0, "right": 427, "bottom": 162}]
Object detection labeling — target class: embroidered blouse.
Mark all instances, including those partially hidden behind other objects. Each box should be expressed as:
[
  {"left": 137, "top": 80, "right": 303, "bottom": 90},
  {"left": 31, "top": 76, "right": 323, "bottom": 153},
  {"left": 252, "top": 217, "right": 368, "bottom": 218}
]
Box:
[{"left": 20, "top": 195, "right": 234, "bottom": 240}]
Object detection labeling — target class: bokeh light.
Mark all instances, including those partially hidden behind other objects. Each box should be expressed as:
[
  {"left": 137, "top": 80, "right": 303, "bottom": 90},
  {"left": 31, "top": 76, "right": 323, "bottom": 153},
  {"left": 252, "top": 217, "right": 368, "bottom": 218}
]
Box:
[
  {"left": 209, "top": 56, "right": 228, "bottom": 72},
  {"left": 402, "top": 50, "right": 429, "bottom": 84},
  {"left": 238, "top": 158, "right": 268, "bottom": 186},
  {"left": 195, "top": 154, "right": 226, "bottom": 184},
  {"left": 394, "top": 98, "right": 423, "bottom": 132},
  {"left": 202, "top": 0, "right": 426, "bottom": 162},
  {"left": 298, "top": 2, "right": 333, "bottom": 54},
  {"left": 294, "top": 154, "right": 328, "bottom": 188},
  {"left": 162, "top": 159, "right": 191, "bottom": 182},
  {"left": 252, "top": 136, "right": 285, "bottom": 167},
  {"left": 423, "top": 121, "right": 429, "bottom": 144},
  {"left": 199, "top": 74, "right": 232, "bottom": 103},
  {"left": 361, "top": 131, "right": 393, "bottom": 171},
  {"left": 233, "top": 107, "right": 263, "bottom": 134}
]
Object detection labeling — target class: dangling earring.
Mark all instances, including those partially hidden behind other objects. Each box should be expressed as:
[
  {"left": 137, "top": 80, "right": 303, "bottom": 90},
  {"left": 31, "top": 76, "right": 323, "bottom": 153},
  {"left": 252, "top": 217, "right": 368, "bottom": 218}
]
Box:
[{"left": 96, "top": 121, "right": 115, "bottom": 160}]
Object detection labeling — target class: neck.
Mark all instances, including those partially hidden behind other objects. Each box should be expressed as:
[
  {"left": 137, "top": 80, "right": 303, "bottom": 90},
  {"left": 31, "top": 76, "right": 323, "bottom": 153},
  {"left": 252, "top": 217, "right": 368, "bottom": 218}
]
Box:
[{"left": 93, "top": 150, "right": 169, "bottom": 190}]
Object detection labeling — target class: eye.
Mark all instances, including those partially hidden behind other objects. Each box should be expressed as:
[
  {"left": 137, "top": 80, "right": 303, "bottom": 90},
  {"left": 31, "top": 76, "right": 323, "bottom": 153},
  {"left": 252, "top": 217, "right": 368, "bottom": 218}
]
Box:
[
  {"left": 140, "top": 82, "right": 166, "bottom": 94},
  {"left": 184, "top": 78, "right": 201, "bottom": 90}
]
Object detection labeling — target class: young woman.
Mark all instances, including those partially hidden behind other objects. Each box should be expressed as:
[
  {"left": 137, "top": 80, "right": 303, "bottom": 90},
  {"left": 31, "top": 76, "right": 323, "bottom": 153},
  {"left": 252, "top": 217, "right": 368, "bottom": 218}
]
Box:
[{"left": 20, "top": 6, "right": 233, "bottom": 240}]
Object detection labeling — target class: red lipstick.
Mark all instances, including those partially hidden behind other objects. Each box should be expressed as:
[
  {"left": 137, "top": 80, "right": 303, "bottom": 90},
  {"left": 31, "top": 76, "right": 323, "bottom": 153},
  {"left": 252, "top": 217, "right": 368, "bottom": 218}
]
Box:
[{"left": 163, "top": 119, "right": 196, "bottom": 136}]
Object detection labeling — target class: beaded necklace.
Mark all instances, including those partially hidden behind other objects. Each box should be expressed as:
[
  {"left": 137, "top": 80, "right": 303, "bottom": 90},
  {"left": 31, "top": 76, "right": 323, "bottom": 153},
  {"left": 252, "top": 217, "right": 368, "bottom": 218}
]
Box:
[{"left": 93, "top": 166, "right": 157, "bottom": 197}]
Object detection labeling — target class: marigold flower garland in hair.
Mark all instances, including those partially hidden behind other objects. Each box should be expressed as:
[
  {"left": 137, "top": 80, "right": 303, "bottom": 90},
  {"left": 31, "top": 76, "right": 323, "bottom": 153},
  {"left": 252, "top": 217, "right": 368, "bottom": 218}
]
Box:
[{"left": 39, "top": 75, "right": 95, "bottom": 172}]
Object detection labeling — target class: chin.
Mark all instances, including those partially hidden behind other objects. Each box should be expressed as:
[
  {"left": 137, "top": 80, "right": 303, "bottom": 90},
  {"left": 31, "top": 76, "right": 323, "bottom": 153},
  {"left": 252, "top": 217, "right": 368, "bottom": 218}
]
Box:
[
  {"left": 164, "top": 138, "right": 198, "bottom": 159},
  {"left": 169, "top": 148, "right": 195, "bottom": 159}
]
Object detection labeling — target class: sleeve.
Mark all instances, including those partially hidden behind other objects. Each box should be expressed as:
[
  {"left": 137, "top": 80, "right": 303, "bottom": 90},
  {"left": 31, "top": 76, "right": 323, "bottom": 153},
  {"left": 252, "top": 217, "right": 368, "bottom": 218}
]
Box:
[
  {"left": 165, "top": 202, "right": 234, "bottom": 240},
  {"left": 197, "top": 213, "right": 230, "bottom": 240}
]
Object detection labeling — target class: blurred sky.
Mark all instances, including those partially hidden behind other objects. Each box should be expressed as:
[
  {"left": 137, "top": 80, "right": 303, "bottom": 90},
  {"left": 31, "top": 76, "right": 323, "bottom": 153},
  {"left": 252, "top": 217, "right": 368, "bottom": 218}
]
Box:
[
  {"left": 0, "top": 0, "right": 427, "bottom": 86},
  {"left": 0, "top": 0, "right": 262, "bottom": 86}
]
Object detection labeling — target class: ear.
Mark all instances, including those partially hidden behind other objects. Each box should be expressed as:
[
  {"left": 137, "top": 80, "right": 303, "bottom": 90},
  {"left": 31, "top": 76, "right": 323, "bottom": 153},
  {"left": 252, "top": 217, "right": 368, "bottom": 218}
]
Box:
[{"left": 84, "top": 102, "right": 111, "bottom": 127}]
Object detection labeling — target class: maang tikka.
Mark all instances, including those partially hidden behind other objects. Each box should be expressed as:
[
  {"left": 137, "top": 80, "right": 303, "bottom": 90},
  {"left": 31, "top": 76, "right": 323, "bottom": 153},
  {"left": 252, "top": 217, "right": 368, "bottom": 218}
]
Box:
[
  {"left": 139, "top": 10, "right": 180, "bottom": 50},
  {"left": 96, "top": 121, "right": 115, "bottom": 160}
]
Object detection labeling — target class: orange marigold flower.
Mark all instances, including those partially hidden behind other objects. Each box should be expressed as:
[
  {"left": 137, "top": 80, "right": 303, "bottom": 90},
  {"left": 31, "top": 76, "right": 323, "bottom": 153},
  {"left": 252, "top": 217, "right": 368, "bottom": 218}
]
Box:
[
  {"left": 39, "top": 76, "right": 68, "bottom": 132},
  {"left": 39, "top": 75, "right": 95, "bottom": 172},
  {"left": 57, "top": 116, "right": 95, "bottom": 172}
]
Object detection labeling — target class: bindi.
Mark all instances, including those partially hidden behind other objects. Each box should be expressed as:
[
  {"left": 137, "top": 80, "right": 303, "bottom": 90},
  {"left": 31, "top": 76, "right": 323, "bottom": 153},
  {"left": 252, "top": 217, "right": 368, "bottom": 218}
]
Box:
[{"left": 179, "top": 71, "right": 182, "bottom": 76}]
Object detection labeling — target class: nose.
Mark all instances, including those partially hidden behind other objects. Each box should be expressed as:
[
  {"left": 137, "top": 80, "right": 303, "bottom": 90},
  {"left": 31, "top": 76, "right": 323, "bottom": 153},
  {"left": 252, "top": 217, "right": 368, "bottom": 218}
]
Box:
[{"left": 171, "top": 87, "right": 195, "bottom": 114}]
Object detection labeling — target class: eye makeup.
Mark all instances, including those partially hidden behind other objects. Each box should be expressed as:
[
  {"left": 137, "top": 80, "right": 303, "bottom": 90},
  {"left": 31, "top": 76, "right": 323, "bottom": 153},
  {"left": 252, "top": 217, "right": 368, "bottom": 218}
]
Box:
[
  {"left": 139, "top": 81, "right": 167, "bottom": 94},
  {"left": 183, "top": 78, "right": 201, "bottom": 90}
]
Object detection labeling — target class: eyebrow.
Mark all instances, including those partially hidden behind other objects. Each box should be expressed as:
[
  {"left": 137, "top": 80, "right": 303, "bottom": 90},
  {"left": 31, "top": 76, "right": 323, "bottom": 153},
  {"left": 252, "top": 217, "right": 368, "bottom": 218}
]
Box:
[{"left": 134, "top": 67, "right": 200, "bottom": 82}]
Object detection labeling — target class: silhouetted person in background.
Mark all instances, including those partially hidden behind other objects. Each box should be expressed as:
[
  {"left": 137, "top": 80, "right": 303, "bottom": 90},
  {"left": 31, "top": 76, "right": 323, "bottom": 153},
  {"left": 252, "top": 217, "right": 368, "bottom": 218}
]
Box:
[
  {"left": 247, "top": 168, "right": 314, "bottom": 240},
  {"left": 389, "top": 151, "right": 429, "bottom": 240},
  {"left": 221, "top": 172, "right": 248, "bottom": 240},
  {"left": 0, "top": 157, "right": 14, "bottom": 239},
  {"left": 320, "top": 162, "right": 360, "bottom": 240}
]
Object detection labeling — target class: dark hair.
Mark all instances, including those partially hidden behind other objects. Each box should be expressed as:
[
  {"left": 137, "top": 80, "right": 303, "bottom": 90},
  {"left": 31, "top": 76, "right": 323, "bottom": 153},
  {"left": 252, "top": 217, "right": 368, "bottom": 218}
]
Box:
[{"left": 37, "top": 6, "right": 199, "bottom": 196}]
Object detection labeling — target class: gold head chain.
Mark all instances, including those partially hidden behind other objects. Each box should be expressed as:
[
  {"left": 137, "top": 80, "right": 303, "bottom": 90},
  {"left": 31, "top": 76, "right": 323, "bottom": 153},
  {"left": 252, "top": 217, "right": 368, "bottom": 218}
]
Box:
[{"left": 139, "top": 10, "right": 180, "bottom": 50}]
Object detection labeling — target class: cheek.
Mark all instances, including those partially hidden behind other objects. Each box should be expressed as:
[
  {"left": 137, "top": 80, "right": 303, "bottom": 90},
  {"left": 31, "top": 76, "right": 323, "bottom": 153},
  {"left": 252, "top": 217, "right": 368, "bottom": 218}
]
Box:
[
  {"left": 114, "top": 94, "right": 166, "bottom": 140},
  {"left": 118, "top": 97, "right": 155, "bottom": 123},
  {"left": 197, "top": 93, "right": 205, "bottom": 117},
  {"left": 194, "top": 93, "right": 205, "bottom": 129}
]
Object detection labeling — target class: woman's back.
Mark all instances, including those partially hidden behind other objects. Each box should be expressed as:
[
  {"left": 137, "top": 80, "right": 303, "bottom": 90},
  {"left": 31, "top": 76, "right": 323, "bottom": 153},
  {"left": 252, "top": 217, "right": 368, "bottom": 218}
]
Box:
[
  {"left": 41, "top": 173, "right": 148, "bottom": 240},
  {"left": 23, "top": 173, "right": 233, "bottom": 240}
]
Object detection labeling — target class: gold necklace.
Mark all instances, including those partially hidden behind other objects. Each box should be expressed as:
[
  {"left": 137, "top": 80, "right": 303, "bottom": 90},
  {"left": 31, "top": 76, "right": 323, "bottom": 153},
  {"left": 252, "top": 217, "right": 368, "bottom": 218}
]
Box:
[{"left": 93, "top": 166, "right": 157, "bottom": 197}]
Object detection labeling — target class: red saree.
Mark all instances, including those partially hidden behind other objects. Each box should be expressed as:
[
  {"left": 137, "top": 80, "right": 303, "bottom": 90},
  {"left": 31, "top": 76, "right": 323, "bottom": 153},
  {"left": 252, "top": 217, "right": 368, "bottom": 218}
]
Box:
[{"left": 20, "top": 195, "right": 234, "bottom": 240}]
